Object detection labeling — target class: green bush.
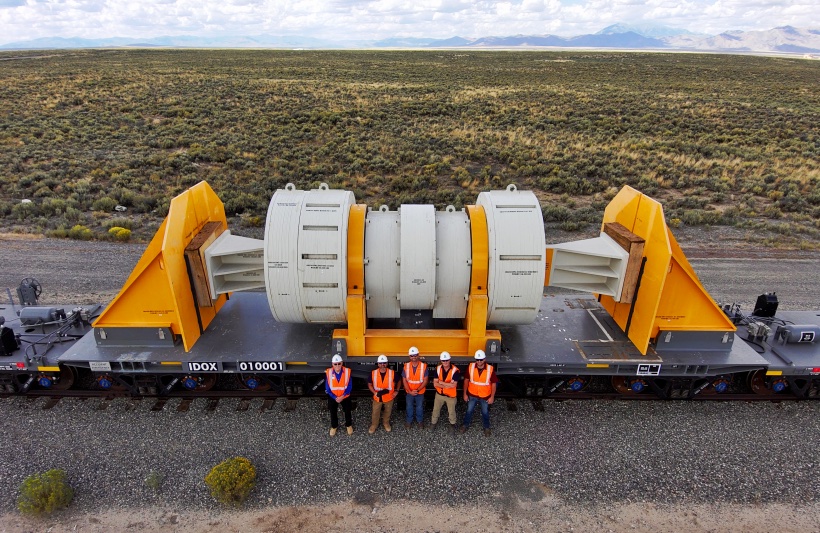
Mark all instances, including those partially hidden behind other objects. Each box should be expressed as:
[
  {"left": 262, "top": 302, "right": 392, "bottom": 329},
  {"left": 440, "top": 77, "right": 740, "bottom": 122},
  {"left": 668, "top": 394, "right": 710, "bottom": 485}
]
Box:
[
  {"left": 68, "top": 224, "right": 93, "bottom": 240},
  {"left": 18, "top": 469, "right": 74, "bottom": 515},
  {"left": 204, "top": 457, "right": 256, "bottom": 505},
  {"left": 47, "top": 226, "right": 70, "bottom": 238},
  {"left": 107, "top": 226, "right": 132, "bottom": 241},
  {"left": 103, "top": 217, "right": 134, "bottom": 230},
  {"left": 91, "top": 197, "right": 118, "bottom": 212},
  {"left": 144, "top": 471, "right": 163, "bottom": 493}
]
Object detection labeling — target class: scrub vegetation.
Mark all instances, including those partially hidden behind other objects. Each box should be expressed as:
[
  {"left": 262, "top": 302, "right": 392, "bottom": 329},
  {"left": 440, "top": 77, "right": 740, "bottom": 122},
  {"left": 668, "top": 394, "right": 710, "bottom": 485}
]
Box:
[
  {"left": 0, "top": 49, "right": 817, "bottom": 244},
  {"left": 17, "top": 469, "right": 74, "bottom": 515},
  {"left": 204, "top": 457, "right": 256, "bottom": 506}
]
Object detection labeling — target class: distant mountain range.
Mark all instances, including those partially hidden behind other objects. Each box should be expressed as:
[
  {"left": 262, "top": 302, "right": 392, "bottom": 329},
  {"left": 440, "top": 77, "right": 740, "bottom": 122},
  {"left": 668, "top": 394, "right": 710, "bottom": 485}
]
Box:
[{"left": 3, "top": 25, "right": 819, "bottom": 55}]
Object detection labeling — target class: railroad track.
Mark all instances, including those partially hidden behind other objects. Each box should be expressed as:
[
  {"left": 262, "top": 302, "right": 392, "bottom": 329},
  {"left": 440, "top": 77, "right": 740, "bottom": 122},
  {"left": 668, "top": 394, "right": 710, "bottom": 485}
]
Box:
[{"left": 2, "top": 385, "right": 805, "bottom": 413}]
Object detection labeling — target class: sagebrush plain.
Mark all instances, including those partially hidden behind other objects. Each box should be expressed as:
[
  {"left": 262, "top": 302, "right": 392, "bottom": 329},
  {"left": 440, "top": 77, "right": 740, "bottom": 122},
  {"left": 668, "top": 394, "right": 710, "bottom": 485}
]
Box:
[{"left": 0, "top": 50, "right": 817, "bottom": 246}]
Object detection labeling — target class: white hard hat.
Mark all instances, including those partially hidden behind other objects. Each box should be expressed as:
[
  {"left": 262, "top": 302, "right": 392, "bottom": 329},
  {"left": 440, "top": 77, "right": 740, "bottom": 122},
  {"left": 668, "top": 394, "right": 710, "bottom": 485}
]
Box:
[
  {"left": 474, "top": 349, "right": 486, "bottom": 360},
  {"left": 440, "top": 351, "right": 451, "bottom": 361},
  {"left": 408, "top": 346, "right": 420, "bottom": 356},
  {"left": 377, "top": 355, "right": 388, "bottom": 363},
  {"left": 331, "top": 354, "right": 343, "bottom": 364}
]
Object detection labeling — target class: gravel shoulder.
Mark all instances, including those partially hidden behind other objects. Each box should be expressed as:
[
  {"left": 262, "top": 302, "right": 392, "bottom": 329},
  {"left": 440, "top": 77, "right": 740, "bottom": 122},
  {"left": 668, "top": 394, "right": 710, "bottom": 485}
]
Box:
[{"left": 1, "top": 234, "right": 819, "bottom": 532}]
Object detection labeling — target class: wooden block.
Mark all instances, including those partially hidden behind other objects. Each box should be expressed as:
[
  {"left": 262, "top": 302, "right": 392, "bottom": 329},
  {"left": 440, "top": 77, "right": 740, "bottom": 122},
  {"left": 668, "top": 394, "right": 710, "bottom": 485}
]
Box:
[
  {"left": 604, "top": 222, "right": 645, "bottom": 304},
  {"left": 185, "top": 221, "right": 225, "bottom": 308}
]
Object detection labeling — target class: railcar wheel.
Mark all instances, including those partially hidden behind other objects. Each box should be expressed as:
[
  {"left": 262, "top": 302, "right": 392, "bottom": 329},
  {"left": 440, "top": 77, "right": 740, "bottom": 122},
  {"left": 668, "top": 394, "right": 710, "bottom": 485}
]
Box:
[
  {"left": 697, "top": 376, "right": 732, "bottom": 396},
  {"left": 237, "top": 374, "right": 272, "bottom": 391},
  {"left": 44, "top": 365, "right": 76, "bottom": 391},
  {"left": 94, "top": 374, "right": 128, "bottom": 392},
  {"left": 748, "top": 370, "right": 789, "bottom": 395},
  {"left": 180, "top": 374, "right": 217, "bottom": 392},
  {"left": 565, "top": 376, "right": 590, "bottom": 392},
  {"left": 611, "top": 376, "right": 647, "bottom": 395}
]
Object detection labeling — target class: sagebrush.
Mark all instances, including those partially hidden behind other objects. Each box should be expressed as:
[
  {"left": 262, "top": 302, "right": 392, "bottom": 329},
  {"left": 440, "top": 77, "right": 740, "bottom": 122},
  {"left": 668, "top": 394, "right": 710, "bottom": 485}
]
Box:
[
  {"left": 204, "top": 457, "right": 256, "bottom": 505},
  {"left": 17, "top": 469, "right": 74, "bottom": 515}
]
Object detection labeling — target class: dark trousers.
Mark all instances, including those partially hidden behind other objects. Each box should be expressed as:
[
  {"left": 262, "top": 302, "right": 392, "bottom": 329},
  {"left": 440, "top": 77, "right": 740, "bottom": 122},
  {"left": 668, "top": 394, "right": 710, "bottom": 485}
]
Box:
[{"left": 328, "top": 396, "right": 353, "bottom": 428}]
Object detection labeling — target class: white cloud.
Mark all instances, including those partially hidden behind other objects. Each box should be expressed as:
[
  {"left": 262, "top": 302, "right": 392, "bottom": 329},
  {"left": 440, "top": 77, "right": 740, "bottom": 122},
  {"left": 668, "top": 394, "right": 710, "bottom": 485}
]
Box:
[{"left": 0, "top": 0, "right": 816, "bottom": 44}]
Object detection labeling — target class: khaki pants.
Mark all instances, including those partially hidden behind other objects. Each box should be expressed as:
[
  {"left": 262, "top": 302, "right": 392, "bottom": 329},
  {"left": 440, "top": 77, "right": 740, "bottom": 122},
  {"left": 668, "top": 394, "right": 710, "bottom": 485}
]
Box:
[
  {"left": 371, "top": 399, "right": 394, "bottom": 428},
  {"left": 432, "top": 393, "right": 457, "bottom": 425}
]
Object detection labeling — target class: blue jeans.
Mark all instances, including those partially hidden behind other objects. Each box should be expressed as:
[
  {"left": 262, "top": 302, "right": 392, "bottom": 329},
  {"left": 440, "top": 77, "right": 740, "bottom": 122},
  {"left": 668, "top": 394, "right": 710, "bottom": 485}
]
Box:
[
  {"left": 463, "top": 397, "right": 490, "bottom": 429},
  {"left": 405, "top": 392, "right": 424, "bottom": 424}
]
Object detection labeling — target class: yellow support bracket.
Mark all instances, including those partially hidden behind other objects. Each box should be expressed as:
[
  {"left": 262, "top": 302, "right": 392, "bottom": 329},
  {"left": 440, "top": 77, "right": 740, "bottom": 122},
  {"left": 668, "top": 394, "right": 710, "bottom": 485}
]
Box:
[
  {"left": 597, "top": 186, "right": 736, "bottom": 355},
  {"left": 93, "top": 181, "right": 228, "bottom": 352},
  {"left": 333, "top": 203, "right": 501, "bottom": 357}
]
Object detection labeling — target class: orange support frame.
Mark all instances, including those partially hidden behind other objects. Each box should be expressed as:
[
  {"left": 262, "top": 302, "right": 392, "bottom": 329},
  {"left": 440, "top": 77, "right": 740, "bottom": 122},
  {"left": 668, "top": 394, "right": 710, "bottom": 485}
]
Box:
[
  {"left": 93, "top": 182, "right": 228, "bottom": 352},
  {"left": 333, "top": 204, "right": 500, "bottom": 357},
  {"left": 597, "top": 186, "right": 736, "bottom": 354}
]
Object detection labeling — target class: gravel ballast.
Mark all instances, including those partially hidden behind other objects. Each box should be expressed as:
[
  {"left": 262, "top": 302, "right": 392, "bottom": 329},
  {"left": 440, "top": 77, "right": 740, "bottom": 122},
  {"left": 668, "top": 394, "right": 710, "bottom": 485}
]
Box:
[{"left": 1, "top": 395, "right": 819, "bottom": 514}]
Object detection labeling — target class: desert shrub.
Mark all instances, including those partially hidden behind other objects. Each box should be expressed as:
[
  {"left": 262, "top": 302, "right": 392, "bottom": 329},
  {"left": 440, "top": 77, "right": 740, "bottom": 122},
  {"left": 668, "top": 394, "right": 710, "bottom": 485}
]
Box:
[
  {"left": 68, "top": 224, "right": 93, "bottom": 240},
  {"left": 107, "top": 227, "right": 132, "bottom": 241},
  {"left": 542, "top": 204, "right": 571, "bottom": 222},
  {"left": 18, "top": 469, "right": 74, "bottom": 515},
  {"left": 144, "top": 471, "right": 163, "bottom": 493},
  {"left": 47, "top": 226, "right": 70, "bottom": 238},
  {"left": 91, "top": 196, "right": 118, "bottom": 212},
  {"left": 12, "top": 202, "right": 36, "bottom": 220},
  {"left": 240, "top": 215, "right": 264, "bottom": 228},
  {"left": 103, "top": 218, "right": 134, "bottom": 230},
  {"left": 204, "top": 457, "right": 256, "bottom": 505}
]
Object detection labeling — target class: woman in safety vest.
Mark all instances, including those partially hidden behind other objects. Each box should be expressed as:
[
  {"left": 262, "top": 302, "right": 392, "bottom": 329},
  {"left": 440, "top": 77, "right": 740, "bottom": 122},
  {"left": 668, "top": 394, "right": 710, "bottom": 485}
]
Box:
[{"left": 326, "top": 354, "right": 353, "bottom": 436}]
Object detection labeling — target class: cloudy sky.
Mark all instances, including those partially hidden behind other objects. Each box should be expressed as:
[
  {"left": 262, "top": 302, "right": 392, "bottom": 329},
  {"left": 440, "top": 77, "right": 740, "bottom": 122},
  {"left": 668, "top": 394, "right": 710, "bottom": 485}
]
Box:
[{"left": 0, "top": 0, "right": 816, "bottom": 44}]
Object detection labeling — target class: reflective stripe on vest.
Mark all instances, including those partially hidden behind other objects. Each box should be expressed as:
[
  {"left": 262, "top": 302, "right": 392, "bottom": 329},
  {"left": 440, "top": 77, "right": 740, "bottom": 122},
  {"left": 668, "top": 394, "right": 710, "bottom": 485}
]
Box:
[
  {"left": 326, "top": 367, "right": 351, "bottom": 397},
  {"left": 435, "top": 365, "right": 458, "bottom": 398},
  {"left": 467, "top": 362, "right": 494, "bottom": 398},
  {"left": 404, "top": 362, "right": 427, "bottom": 392},
  {"left": 371, "top": 368, "right": 397, "bottom": 402}
]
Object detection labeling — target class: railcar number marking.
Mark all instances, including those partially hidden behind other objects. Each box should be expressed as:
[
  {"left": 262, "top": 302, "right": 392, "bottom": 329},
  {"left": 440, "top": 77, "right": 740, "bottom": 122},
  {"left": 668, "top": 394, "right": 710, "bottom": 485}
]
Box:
[
  {"left": 238, "top": 361, "right": 285, "bottom": 372},
  {"left": 188, "top": 362, "right": 219, "bottom": 372},
  {"left": 637, "top": 364, "right": 661, "bottom": 376}
]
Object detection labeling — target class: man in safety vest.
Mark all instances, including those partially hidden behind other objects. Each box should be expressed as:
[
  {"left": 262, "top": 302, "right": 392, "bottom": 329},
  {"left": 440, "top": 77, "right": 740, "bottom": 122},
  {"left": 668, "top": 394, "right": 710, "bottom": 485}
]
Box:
[
  {"left": 367, "top": 354, "right": 400, "bottom": 434},
  {"left": 402, "top": 346, "right": 428, "bottom": 429},
  {"left": 460, "top": 349, "right": 498, "bottom": 436},
  {"left": 325, "top": 354, "right": 353, "bottom": 436},
  {"left": 431, "top": 351, "right": 460, "bottom": 432}
]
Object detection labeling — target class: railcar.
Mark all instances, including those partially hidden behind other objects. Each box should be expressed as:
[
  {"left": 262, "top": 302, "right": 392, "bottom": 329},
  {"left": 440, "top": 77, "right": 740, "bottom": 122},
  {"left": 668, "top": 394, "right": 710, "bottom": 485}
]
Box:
[{"left": 1, "top": 182, "right": 818, "bottom": 400}]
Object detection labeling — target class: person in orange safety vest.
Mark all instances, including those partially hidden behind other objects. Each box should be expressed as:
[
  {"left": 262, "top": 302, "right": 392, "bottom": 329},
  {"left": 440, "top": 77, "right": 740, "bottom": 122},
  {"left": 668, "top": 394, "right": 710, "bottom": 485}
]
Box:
[
  {"left": 431, "top": 351, "right": 461, "bottom": 432},
  {"left": 460, "top": 349, "right": 498, "bottom": 436},
  {"left": 402, "top": 346, "right": 429, "bottom": 429},
  {"left": 326, "top": 354, "right": 353, "bottom": 436},
  {"left": 367, "top": 354, "right": 401, "bottom": 434}
]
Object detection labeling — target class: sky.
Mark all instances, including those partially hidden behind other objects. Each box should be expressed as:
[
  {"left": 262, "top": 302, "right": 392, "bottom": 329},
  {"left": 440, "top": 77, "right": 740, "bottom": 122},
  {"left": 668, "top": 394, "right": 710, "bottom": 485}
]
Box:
[{"left": 0, "top": 0, "right": 816, "bottom": 44}]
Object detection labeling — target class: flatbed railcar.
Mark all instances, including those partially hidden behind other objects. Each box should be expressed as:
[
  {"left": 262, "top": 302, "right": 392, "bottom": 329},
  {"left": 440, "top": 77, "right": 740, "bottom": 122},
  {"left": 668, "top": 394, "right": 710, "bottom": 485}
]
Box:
[{"left": 1, "top": 182, "right": 818, "bottom": 400}]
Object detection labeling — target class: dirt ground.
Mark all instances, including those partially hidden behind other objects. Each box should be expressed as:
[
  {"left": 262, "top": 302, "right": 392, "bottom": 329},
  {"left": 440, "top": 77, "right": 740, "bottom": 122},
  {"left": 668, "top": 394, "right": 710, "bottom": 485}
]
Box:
[{"left": 3, "top": 500, "right": 820, "bottom": 533}]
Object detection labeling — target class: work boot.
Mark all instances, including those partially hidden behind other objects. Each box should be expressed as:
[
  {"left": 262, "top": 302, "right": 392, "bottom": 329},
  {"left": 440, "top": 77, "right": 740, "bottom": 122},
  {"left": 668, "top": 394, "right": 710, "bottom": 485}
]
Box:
[
  {"left": 484, "top": 428, "right": 492, "bottom": 437},
  {"left": 347, "top": 426, "right": 354, "bottom": 435},
  {"left": 418, "top": 422, "right": 426, "bottom": 430},
  {"left": 459, "top": 425, "right": 468, "bottom": 434},
  {"left": 368, "top": 425, "right": 377, "bottom": 434},
  {"left": 430, "top": 421, "right": 437, "bottom": 430},
  {"left": 450, "top": 424, "right": 457, "bottom": 433},
  {"left": 404, "top": 421, "right": 411, "bottom": 429},
  {"left": 383, "top": 423, "right": 392, "bottom": 432},
  {"left": 330, "top": 427, "right": 337, "bottom": 436}
]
